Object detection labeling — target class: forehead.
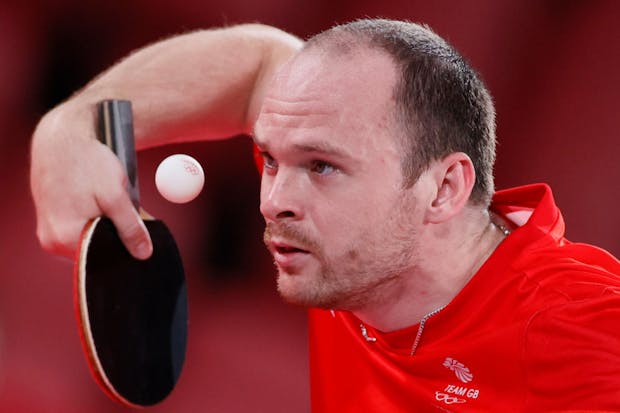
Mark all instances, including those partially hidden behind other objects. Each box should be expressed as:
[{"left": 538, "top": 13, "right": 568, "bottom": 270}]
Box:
[{"left": 254, "top": 46, "right": 400, "bottom": 152}]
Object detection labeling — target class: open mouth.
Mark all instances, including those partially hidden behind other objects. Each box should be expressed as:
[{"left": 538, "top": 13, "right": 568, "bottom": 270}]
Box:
[
  {"left": 268, "top": 239, "right": 313, "bottom": 271},
  {"left": 275, "top": 245, "right": 308, "bottom": 254}
]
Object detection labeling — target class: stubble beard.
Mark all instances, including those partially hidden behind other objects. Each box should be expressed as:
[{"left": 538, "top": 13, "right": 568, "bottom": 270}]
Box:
[{"left": 263, "top": 209, "right": 418, "bottom": 311}]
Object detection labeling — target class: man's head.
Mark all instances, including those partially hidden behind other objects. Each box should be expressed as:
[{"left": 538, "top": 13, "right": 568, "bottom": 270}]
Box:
[
  {"left": 254, "top": 19, "right": 496, "bottom": 310},
  {"left": 306, "top": 19, "right": 497, "bottom": 205}
]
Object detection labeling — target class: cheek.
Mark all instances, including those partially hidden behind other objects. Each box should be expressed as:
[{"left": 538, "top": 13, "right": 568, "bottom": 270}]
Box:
[
  {"left": 258, "top": 177, "right": 270, "bottom": 219},
  {"left": 313, "top": 186, "right": 396, "bottom": 234},
  {"left": 313, "top": 208, "right": 376, "bottom": 256},
  {"left": 259, "top": 176, "right": 269, "bottom": 202}
]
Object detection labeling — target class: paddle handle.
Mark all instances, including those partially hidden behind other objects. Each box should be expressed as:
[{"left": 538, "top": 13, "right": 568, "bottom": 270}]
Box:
[{"left": 97, "top": 99, "right": 140, "bottom": 210}]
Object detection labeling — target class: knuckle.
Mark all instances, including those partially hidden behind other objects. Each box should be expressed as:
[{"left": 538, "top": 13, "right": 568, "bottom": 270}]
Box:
[
  {"left": 36, "top": 221, "right": 77, "bottom": 257},
  {"left": 37, "top": 227, "right": 55, "bottom": 252},
  {"left": 97, "top": 185, "right": 128, "bottom": 214}
]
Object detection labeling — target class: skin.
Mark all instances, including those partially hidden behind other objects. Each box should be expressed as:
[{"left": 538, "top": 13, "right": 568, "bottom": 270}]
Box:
[
  {"left": 30, "top": 25, "right": 303, "bottom": 259},
  {"left": 257, "top": 47, "right": 420, "bottom": 311},
  {"left": 255, "top": 46, "right": 507, "bottom": 331},
  {"left": 30, "top": 24, "right": 506, "bottom": 331}
]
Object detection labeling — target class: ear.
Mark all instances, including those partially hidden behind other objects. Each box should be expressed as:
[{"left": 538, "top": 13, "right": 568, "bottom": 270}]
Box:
[{"left": 424, "top": 152, "right": 476, "bottom": 224}]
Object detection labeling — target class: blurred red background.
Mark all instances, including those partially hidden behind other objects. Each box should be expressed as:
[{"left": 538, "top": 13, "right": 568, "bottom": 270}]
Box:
[{"left": 0, "top": 1, "right": 618, "bottom": 411}]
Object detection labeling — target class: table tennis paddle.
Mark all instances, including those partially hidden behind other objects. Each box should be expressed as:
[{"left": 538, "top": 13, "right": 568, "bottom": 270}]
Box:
[{"left": 74, "top": 99, "right": 188, "bottom": 407}]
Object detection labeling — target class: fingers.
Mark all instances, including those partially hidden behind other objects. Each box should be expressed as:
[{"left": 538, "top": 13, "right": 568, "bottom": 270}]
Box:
[
  {"left": 35, "top": 215, "right": 84, "bottom": 259},
  {"left": 31, "top": 116, "right": 153, "bottom": 260},
  {"left": 96, "top": 174, "right": 153, "bottom": 260},
  {"left": 37, "top": 184, "right": 153, "bottom": 261},
  {"left": 112, "top": 207, "right": 153, "bottom": 261},
  {"left": 34, "top": 166, "right": 153, "bottom": 260}
]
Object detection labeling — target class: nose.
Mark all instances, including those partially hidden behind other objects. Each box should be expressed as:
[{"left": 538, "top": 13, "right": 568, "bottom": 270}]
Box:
[{"left": 260, "top": 169, "right": 304, "bottom": 222}]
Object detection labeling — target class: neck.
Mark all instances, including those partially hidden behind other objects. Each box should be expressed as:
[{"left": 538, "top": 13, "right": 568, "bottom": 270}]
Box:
[{"left": 353, "top": 208, "right": 507, "bottom": 332}]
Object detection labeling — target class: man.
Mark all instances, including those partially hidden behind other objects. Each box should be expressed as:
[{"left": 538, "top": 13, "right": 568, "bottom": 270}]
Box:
[{"left": 30, "top": 19, "right": 620, "bottom": 411}]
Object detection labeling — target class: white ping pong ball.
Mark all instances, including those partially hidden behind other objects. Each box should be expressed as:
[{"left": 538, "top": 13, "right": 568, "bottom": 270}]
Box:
[{"left": 155, "top": 154, "right": 205, "bottom": 203}]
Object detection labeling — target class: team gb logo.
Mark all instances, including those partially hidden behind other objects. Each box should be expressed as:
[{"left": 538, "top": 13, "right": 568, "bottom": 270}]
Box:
[{"left": 443, "top": 357, "right": 473, "bottom": 383}]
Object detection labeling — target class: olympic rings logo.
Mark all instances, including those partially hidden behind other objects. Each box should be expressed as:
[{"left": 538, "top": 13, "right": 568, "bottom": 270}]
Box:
[{"left": 435, "top": 391, "right": 466, "bottom": 405}]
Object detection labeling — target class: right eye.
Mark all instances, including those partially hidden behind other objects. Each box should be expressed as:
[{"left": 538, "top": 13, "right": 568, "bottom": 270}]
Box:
[{"left": 261, "top": 152, "right": 278, "bottom": 173}]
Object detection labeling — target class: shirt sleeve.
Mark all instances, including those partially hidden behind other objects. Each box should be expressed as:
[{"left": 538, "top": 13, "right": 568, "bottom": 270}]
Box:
[{"left": 523, "top": 290, "right": 620, "bottom": 410}]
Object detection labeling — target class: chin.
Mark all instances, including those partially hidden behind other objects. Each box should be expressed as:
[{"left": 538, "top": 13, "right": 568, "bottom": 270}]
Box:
[
  {"left": 276, "top": 270, "right": 344, "bottom": 309},
  {"left": 277, "top": 270, "right": 310, "bottom": 306},
  {"left": 277, "top": 270, "right": 321, "bottom": 307}
]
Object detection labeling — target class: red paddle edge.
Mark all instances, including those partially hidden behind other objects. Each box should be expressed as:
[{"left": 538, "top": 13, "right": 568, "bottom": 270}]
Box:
[{"left": 72, "top": 217, "right": 143, "bottom": 409}]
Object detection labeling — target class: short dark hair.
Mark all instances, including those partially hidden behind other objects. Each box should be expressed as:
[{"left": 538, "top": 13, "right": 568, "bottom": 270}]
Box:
[{"left": 305, "top": 19, "right": 496, "bottom": 205}]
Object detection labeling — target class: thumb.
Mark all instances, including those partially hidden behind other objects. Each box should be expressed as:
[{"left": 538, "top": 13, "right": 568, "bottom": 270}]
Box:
[{"left": 98, "top": 189, "right": 153, "bottom": 260}]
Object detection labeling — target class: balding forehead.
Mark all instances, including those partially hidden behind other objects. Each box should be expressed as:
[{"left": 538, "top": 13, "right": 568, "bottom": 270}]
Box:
[
  {"left": 303, "top": 26, "right": 371, "bottom": 56},
  {"left": 255, "top": 45, "right": 402, "bottom": 152},
  {"left": 271, "top": 44, "right": 398, "bottom": 99}
]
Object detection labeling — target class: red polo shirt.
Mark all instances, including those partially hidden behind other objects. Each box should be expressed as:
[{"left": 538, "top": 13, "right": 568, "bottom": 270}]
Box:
[{"left": 309, "top": 184, "right": 620, "bottom": 412}]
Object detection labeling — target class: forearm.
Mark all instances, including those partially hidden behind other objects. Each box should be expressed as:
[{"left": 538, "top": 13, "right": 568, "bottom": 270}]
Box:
[
  {"left": 39, "top": 24, "right": 303, "bottom": 149},
  {"left": 30, "top": 23, "right": 302, "bottom": 259}
]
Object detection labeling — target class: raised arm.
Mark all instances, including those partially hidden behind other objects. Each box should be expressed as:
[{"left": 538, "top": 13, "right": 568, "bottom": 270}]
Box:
[{"left": 30, "top": 23, "right": 303, "bottom": 260}]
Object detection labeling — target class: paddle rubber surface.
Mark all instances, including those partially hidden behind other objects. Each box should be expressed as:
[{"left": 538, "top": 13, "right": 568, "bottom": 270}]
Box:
[{"left": 77, "top": 217, "right": 187, "bottom": 407}]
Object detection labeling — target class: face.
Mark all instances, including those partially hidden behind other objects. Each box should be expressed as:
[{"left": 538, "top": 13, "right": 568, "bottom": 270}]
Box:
[{"left": 255, "top": 47, "right": 423, "bottom": 311}]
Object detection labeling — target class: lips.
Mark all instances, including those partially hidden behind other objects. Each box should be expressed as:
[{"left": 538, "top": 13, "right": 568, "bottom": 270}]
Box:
[
  {"left": 273, "top": 242, "right": 309, "bottom": 254},
  {"left": 268, "top": 239, "right": 311, "bottom": 269},
  {"left": 270, "top": 239, "right": 310, "bottom": 256}
]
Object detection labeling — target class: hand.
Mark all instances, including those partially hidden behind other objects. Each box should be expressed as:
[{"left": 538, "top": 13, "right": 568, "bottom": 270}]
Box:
[
  {"left": 30, "top": 101, "right": 153, "bottom": 260},
  {"left": 29, "top": 24, "right": 303, "bottom": 262}
]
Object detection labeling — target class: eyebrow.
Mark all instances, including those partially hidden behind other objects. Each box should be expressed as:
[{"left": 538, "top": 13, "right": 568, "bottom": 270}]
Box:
[
  {"left": 291, "top": 141, "right": 353, "bottom": 160},
  {"left": 253, "top": 135, "right": 354, "bottom": 161}
]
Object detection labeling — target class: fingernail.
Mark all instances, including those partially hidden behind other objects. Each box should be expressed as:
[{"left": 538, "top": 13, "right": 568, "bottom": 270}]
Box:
[{"left": 135, "top": 241, "right": 152, "bottom": 260}]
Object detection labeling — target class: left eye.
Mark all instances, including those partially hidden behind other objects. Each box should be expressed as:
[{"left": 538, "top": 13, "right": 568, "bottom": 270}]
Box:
[{"left": 310, "top": 160, "right": 336, "bottom": 175}]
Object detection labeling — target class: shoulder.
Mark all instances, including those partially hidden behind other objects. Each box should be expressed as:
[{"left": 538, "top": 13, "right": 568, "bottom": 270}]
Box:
[
  {"left": 522, "top": 291, "right": 620, "bottom": 409},
  {"left": 512, "top": 237, "right": 620, "bottom": 300}
]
